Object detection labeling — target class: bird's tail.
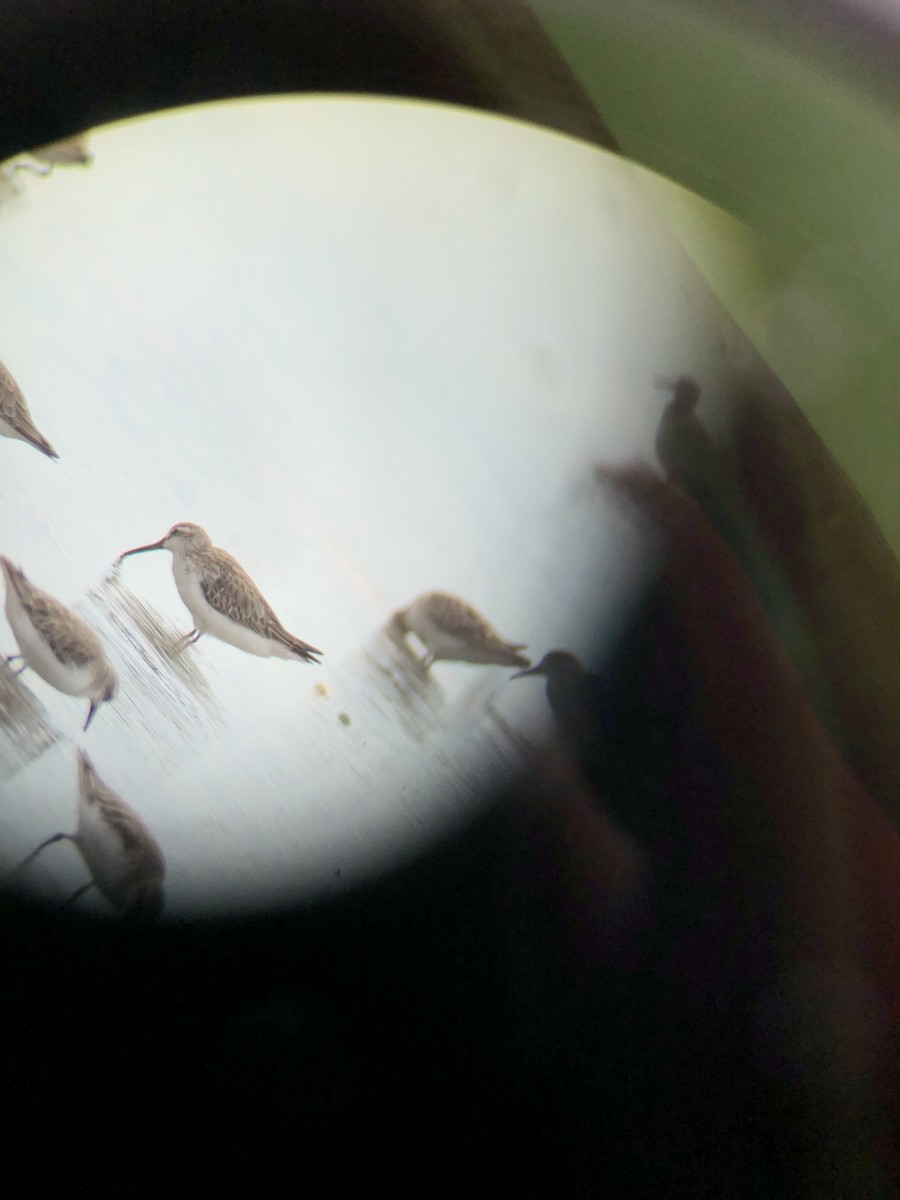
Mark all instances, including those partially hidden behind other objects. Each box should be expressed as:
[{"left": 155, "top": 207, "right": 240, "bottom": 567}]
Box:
[
  {"left": 25, "top": 428, "right": 58, "bottom": 459},
  {"left": 277, "top": 629, "right": 323, "bottom": 664}
]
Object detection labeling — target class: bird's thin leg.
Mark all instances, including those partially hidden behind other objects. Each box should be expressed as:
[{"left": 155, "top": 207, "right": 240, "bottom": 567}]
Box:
[
  {"left": 64, "top": 881, "right": 95, "bottom": 907},
  {"left": 11, "top": 159, "right": 52, "bottom": 177},
  {"left": 13, "top": 832, "right": 72, "bottom": 874},
  {"left": 174, "top": 629, "right": 203, "bottom": 654}
]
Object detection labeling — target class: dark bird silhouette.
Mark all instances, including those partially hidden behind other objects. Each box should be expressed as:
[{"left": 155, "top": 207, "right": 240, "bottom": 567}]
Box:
[
  {"left": 512, "top": 651, "right": 616, "bottom": 815},
  {"left": 512, "top": 644, "right": 684, "bottom": 856},
  {"left": 654, "top": 375, "right": 740, "bottom": 513},
  {"left": 513, "top": 651, "right": 606, "bottom": 761}
]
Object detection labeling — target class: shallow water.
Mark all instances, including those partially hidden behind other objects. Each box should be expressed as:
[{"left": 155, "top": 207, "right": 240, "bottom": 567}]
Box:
[{"left": 0, "top": 97, "right": 744, "bottom": 916}]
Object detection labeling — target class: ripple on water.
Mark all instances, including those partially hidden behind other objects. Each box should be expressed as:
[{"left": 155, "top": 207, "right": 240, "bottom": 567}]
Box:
[
  {"left": 0, "top": 659, "right": 59, "bottom": 783},
  {"left": 76, "top": 573, "right": 225, "bottom": 755}
]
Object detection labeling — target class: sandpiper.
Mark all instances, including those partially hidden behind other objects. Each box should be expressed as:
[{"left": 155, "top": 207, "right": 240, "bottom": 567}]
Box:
[
  {"left": 7, "top": 135, "right": 93, "bottom": 178},
  {"left": 1, "top": 557, "right": 117, "bottom": 730},
  {"left": 653, "top": 374, "right": 746, "bottom": 512},
  {"left": 393, "top": 591, "right": 530, "bottom": 671},
  {"left": 0, "top": 358, "right": 58, "bottom": 458},
  {"left": 32, "top": 135, "right": 93, "bottom": 168},
  {"left": 15, "top": 749, "right": 165, "bottom": 916},
  {"left": 118, "top": 522, "right": 322, "bottom": 663}
]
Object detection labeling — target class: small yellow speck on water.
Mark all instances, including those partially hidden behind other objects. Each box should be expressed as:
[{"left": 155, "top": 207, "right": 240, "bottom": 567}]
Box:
[
  {"left": 314, "top": 682, "right": 329, "bottom": 698},
  {"left": 338, "top": 712, "right": 351, "bottom": 727}
]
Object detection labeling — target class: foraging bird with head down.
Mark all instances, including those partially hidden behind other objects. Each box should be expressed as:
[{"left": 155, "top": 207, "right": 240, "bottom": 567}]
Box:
[
  {"left": 392, "top": 590, "right": 530, "bottom": 671},
  {"left": 15, "top": 749, "right": 165, "bottom": 917},
  {"left": 32, "top": 135, "right": 93, "bottom": 168},
  {"left": 118, "top": 522, "right": 322, "bottom": 663},
  {"left": 1, "top": 557, "right": 117, "bottom": 731}
]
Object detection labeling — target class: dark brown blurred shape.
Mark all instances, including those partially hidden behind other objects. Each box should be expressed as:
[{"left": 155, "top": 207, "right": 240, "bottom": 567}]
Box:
[
  {"left": 729, "top": 383, "right": 900, "bottom": 834},
  {"left": 578, "top": 462, "right": 896, "bottom": 1197},
  {"left": 0, "top": 0, "right": 619, "bottom": 164}
]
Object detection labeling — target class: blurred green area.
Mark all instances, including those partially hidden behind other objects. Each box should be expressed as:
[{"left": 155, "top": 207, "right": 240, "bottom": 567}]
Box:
[{"left": 534, "top": 1, "right": 900, "bottom": 554}]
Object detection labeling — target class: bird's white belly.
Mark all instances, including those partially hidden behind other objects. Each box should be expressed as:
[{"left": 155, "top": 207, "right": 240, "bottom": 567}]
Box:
[
  {"left": 405, "top": 608, "right": 467, "bottom": 662},
  {"left": 5, "top": 594, "right": 93, "bottom": 695},
  {"left": 173, "top": 566, "right": 281, "bottom": 658},
  {"left": 77, "top": 810, "right": 130, "bottom": 898}
]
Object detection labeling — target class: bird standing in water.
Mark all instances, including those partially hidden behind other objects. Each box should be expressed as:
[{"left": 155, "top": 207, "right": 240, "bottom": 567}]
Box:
[
  {"left": 32, "top": 135, "right": 94, "bottom": 168},
  {"left": 393, "top": 591, "right": 529, "bottom": 671},
  {"left": 118, "top": 522, "right": 322, "bottom": 663},
  {"left": 15, "top": 749, "right": 165, "bottom": 916},
  {"left": 1, "top": 557, "right": 117, "bottom": 730}
]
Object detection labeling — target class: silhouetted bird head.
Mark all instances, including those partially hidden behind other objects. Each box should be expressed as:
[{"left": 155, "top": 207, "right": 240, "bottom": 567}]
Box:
[{"left": 656, "top": 374, "right": 701, "bottom": 415}]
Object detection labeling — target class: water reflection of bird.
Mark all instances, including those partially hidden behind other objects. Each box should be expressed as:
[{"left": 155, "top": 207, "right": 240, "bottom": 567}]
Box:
[
  {"left": 118, "top": 522, "right": 322, "bottom": 663},
  {"left": 15, "top": 749, "right": 165, "bottom": 916},
  {"left": 392, "top": 591, "right": 530, "bottom": 671},
  {"left": 1, "top": 558, "right": 117, "bottom": 731},
  {"left": 0, "top": 357, "right": 58, "bottom": 458},
  {"left": 98, "top": 574, "right": 219, "bottom": 709}
]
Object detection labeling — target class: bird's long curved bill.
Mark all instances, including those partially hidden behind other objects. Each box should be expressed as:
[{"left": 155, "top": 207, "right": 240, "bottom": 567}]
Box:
[
  {"left": 118, "top": 538, "right": 167, "bottom": 562},
  {"left": 510, "top": 665, "right": 542, "bottom": 679},
  {"left": 83, "top": 701, "right": 100, "bottom": 731}
]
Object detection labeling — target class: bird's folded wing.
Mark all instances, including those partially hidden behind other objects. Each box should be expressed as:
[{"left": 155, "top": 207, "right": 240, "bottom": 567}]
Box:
[
  {"left": 199, "top": 552, "right": 282, "bottom": 635},
  {"left": 14, "top": 578, "right": 98, "bottom": 665},
  {"left": 0, "top": 367, "right": 32, "bottom": 431}
]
